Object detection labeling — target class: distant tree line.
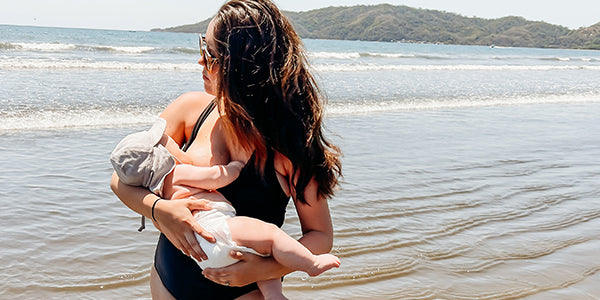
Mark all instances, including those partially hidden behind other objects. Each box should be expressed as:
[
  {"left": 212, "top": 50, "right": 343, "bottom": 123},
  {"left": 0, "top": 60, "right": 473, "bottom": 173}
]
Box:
[{"left": 152, "top": 4, "right": 600, "bottom": 50}]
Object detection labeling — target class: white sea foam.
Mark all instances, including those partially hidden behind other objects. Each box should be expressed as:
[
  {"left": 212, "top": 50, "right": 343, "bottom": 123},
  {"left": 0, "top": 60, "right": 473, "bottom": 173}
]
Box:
[
  {"left": 361, "top": 52, "right": 417, "bottom": 58},
  {"left": 4, "top": 58, "right": 599, "bottom": 72},
  {"left": 1, "top": 42, "right": 156, "bottom": 54},
  {"left": 12, "top": 42, "right": 77, "bottom": 51},
  {"left": 0, "top": 58, "right": 199, "bottom": 71},
  {"left": 307, "top": 50, "right": 600, "bottom": 63},
  {"left": 314, "top": 63, "right": 600, "bottom": 72},
  {"left": 309, "top": 51, "right": 418, "bottom": 59},
  {"left": 310, "top": 52, "right": 361, "bottom": 59},
  {"left": 327, "top": 93, "right": 600, "bottom": 116},
  {"left": 3, "top": 41, "right": 599, "bottom": 64},
  {"left": 94, "top": 45, "right": 156, "bottom": 53},
  {"left": 2, "top": 94, "right": 598, "bottom": 131},
  {"left": 0, "top": 109, "right": 160, "bottom": 131}
]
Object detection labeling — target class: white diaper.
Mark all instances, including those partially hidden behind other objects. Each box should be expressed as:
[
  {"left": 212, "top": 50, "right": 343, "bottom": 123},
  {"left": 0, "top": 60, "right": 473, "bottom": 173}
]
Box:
[{"left": 193, "top": 201, "right": 265, "bottom": 269}]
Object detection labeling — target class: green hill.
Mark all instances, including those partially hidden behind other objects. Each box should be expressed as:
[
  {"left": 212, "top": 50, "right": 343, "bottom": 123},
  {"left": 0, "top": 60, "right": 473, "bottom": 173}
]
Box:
[{"left": 151, "top": 4, "right": 600, "bottom": 50}]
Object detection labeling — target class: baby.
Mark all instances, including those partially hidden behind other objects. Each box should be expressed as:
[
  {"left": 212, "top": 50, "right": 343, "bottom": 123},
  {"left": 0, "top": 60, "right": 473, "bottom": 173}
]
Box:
[{"left": 110, "top": 118, "right": 340, "bottom": 299}]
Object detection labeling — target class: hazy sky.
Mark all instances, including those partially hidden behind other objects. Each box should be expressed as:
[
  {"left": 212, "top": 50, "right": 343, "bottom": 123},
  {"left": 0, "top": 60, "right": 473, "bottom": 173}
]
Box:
[{"left": 1, "top": 0, "right": 598, "bottom": 31}]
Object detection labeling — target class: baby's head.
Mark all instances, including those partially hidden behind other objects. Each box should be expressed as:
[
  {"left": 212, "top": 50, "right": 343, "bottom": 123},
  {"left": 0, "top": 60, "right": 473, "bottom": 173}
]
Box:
[{"left": 110, "top": 118, "right": 175, "bottom": 195}]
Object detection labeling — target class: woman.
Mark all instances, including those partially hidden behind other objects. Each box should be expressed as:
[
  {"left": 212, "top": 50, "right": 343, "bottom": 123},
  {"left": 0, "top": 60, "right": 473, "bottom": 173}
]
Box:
[{"left": 110, "top": 0, "right": 341, "bottom": 299}]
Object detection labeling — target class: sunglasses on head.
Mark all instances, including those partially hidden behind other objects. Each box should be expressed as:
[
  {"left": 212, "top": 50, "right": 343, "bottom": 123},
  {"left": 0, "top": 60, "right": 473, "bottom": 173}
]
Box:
[{"left": 199, "top": 33, "right": 218, "bottom": 72}]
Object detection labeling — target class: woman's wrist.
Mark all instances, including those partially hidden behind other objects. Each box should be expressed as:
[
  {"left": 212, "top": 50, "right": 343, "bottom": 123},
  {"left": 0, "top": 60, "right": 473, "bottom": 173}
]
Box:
[{"left": 151, "top": 197, "right": 162, "bottom": 222}]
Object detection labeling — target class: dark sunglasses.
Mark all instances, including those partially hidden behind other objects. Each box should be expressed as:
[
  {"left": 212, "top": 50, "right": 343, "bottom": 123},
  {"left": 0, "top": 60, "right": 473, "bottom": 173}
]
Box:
[{"left": 199, "top": 33, "right": 218, "bottom": 72}]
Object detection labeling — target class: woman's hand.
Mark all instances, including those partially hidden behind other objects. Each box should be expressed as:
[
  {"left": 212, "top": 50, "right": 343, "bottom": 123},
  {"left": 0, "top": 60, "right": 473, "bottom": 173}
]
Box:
[
  {"left": 202, "top": 251, "right": 284, "bottom": 287},
  {"left": 153, "top": 198, "right": 216, "bottom": 262}
]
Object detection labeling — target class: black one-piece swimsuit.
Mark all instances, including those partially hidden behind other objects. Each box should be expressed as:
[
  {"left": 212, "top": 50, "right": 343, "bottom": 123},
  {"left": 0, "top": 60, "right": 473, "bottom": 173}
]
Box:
[{"left": 154, "top": 100, "right": 290, "bottom": 300}]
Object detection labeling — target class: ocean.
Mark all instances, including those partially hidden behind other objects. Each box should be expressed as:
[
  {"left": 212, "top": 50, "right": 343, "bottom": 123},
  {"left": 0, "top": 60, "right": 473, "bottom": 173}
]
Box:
[{"left": 1, "top": 24, "right": 600, "bottom": 299}]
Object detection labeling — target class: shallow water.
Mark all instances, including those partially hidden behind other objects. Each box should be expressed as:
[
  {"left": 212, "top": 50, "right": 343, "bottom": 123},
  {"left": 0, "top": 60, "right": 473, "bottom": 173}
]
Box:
[
  {"left": 1, "top": 25, "right": 600, "bottom": 299},
  {"left": 284, "top": 104, "right": 600, "bottom": 299},
  {"left": 1, "top": 103, "right": 599, "bottom": 299}
]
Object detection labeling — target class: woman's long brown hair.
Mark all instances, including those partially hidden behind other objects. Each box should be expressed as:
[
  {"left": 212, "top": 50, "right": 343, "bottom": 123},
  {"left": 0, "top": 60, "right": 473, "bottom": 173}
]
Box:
[{"left": 212, "top": 0, "right": 341, "bottom": 203}]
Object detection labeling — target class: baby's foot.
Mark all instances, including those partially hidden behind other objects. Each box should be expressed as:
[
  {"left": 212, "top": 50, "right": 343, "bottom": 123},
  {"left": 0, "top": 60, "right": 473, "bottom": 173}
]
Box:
[{"left": 307, "top": 254, "right": 340, "bottom": 276}]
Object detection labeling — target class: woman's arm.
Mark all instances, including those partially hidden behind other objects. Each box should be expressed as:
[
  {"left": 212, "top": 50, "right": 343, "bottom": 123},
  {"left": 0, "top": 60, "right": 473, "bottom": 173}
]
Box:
[
  {"left": 111, "top": 172, "right": 215, "bottom": 261},
  {"left": 290, "top": 178, "right": 334, "bottom": 253},
  {"left": 110, "top": 91, "right": 218, "bottom": 262}
]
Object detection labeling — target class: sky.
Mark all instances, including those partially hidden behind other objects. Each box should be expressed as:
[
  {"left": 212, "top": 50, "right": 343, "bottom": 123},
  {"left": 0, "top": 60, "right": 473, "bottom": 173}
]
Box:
[{"left": 1, "top": 0, "right": 598, "bottom": 31}]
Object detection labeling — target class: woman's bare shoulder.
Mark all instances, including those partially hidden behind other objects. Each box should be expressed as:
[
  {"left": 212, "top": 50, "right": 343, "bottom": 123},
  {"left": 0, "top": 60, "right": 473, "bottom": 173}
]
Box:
[
  {"left": 171, "top": 92, "right": 214, "bottom": 110},
  {"left": 161, "top": 92, "right": 214, "bottom": 122},
  {"left": 160, "top": 92, "right": 215, "bottom": 144}
]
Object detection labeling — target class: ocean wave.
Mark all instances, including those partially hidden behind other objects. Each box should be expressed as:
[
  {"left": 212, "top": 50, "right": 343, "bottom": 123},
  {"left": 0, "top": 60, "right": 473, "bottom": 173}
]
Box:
[
  {"left": 314, "top": 63, "right": 600, "bottom": 72},
  {"left": 309, "top": 51, "right": 600, "bottom": 62},
  {"left": 0, "top": 58, "right": 199, "bottom": 71},
  {"left": 0, "top": 42, "right": 22, "bottom": 50},
  {"left": 540, "top": 57, "right": 600, "bottom": 62},
  {"left": 309, "top": 51, "right": 428, "bottom": 59},
  {"left": 4, "top": 57, "right": 599, "bottom": 72},
  {"left": 169, "top": 47, "right": 198, "bottom": 54},
  {"left": 492, "top": 56, "right": 600, "bottom": 63},
  {"left": 361, "top": 52, "right": 418, "bottom": 58},
  {"left": 309, "top": 52, "right": 361, "bottom": 59},
  {"left": 326, "top": 93, "right": 600, "bottom": 116},
  {"left": 2, "top": 94, "right": 599, "bottom": 131},
  {"left": 82, "top": 45, "right": 156, "bottom": 54},
  {"left": 0, "top": 108, "right": 161, "bottom": 131},
  {"left": 0, "top": 41, "right": 192, "bottom": 54},
  {"left": 303, "top": 51, "right": 600, "bottom": 63},
  {"left": 6, "top": 42, "right": 77, "bottom": 51},
  {"left": 4, "top": 42, "right": 598, "bottom": 64},
  {"left": 540, "top": 57, "right": 571, "bottom": 62}
]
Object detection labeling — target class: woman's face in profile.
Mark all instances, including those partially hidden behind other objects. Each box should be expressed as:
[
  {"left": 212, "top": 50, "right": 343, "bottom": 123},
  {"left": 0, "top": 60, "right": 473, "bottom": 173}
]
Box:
[{"left": 200, "top": 19, "right": 219, "bottom": 96}]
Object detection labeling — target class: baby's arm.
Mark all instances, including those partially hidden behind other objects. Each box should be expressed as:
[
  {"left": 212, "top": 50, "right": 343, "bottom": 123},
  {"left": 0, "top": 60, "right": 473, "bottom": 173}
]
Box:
[
  {"left": 171, "top": 160, "right": 244, "bottom": 191},
  {"left": 160, "top": 134, "right": 194, "bottom": 165}
]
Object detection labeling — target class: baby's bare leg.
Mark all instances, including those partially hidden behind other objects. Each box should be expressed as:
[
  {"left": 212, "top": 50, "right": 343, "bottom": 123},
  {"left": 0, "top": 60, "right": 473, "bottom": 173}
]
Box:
[
  {"left": 257, "top": 279, "right": 287, "bottom": 300},
  {"left": 234, "top": 289, "right": 262, "bottom": 300},
  {"left": 227, "top": 216, "right": 340, "bottom": 277}
]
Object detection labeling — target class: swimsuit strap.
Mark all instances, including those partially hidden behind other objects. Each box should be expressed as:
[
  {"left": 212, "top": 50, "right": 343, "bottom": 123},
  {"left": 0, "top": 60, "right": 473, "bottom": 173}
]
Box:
[{"left": 182, "top": 98, "right": 216, "bottom": 152}]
